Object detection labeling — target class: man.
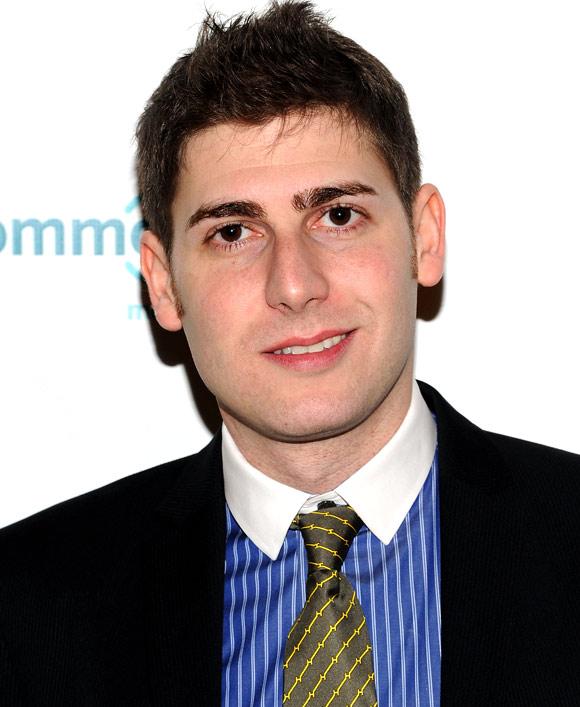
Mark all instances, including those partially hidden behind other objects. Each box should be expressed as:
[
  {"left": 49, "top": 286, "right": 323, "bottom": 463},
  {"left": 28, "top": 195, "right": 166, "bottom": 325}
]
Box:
[{"left": 1, "top": 2, "right": 579, "bottom": 705}]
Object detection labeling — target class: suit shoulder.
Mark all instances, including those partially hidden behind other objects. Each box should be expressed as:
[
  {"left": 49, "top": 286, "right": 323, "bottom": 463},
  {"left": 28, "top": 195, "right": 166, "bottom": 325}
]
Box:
[
  {"left": 419, "top": 380, "right": 580, "bottom": 508},
  {"left": 486, "top": 429, "right": 580, "bottom": 479},
  {"left": 0, "top": 440, "right": 218, "bottom": 570},
  {"left": 419, "top": 379, "right": 580, "bottom": 478},
  {"left": 482, "top": 430, "right": 580, "bottom": 539}
]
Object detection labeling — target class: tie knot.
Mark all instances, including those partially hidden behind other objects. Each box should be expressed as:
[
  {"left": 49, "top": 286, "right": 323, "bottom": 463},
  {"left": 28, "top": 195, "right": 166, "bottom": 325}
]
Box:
[{"left": 297, "top": 505, "right": 362, "bottom": 574}]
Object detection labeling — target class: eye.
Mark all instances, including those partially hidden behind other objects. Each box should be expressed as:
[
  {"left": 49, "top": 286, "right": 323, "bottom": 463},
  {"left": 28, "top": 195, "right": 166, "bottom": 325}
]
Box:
[
  {"left": 211, "top": 223, "right": 252, "bottom": 243},
  {"left": 326, "top": 206, "right": 353, "bottom": 226},
  {"left": 316, "top": 205, "right": 364, "bottom": 231}
]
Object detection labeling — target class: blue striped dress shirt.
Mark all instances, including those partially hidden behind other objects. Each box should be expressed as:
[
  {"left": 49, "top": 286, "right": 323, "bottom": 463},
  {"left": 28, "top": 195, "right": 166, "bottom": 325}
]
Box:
[{"left": 221, "top": 453, "right": 441, "bottom": 706}]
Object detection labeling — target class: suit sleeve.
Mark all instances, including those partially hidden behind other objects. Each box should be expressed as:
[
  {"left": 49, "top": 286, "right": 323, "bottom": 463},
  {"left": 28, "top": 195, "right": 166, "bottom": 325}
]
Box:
[{"left": 0, "top": 630, "right": 25, "bottom": 704}]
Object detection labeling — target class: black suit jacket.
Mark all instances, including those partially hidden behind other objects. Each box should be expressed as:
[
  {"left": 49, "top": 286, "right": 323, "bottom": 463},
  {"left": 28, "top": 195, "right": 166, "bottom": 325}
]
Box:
[{"left": 1, "top": 383, "right": 579, "bottom": 706}]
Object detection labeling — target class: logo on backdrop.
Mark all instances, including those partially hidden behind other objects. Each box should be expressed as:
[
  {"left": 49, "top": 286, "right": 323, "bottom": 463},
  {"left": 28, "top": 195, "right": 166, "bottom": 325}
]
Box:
[{"left": 0, "top": 197, "right": 147, "bottom": 320}]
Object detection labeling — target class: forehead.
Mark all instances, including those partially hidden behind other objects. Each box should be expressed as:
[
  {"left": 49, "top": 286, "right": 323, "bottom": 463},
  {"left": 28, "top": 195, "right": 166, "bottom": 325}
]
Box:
[{"left": 175, "top": 111, "right": 393, "bottom": 205}]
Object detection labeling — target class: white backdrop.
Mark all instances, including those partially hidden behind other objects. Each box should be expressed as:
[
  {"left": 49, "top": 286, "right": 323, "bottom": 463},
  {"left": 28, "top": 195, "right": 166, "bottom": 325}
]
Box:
[{"left": 1, "top": 0, "right": 578, "bottom": 529}]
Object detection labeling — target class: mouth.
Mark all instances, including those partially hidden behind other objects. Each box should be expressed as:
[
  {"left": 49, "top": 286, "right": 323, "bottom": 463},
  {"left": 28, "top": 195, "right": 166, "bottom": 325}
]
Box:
[
  {"left": 263, "top": 330, "right": 354, "bottom": 371},
  {"left": 271, "top": 333, "right": 347, "bottom": 355},
  {"left": 265, "top": 329, "right": 352, "bottom": 354}
]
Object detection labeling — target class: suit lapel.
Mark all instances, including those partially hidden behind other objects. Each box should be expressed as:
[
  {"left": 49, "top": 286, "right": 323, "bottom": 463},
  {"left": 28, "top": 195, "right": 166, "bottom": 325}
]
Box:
[
  {"left": 145, "top": 433, "right": 226, "bottom": 705},
  {"left": 419, "top": 382, "right": 528, "bottom": 704}
]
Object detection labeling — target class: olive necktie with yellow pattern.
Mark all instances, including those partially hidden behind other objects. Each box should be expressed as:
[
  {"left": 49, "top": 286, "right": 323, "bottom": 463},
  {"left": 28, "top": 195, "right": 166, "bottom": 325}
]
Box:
[{"left": 283, "top": 504, "right": 378, "bottom": 706}]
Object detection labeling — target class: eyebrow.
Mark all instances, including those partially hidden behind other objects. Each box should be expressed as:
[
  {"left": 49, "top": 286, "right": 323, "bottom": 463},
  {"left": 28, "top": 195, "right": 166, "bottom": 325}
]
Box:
[
  {"left": 291, "top": 181, "right": 377, "bottom": 210},
  {"left": 187, "top": 200, "right": 266, "bottom": 230},
  {"left": 186, "top": 181, "right": 377, "bottom": 230}
]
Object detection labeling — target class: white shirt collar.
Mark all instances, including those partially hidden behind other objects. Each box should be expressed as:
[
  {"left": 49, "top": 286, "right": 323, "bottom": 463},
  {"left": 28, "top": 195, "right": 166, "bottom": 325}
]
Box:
[{"left": 222, "top": 381, "right": 437, "bottom": 560}]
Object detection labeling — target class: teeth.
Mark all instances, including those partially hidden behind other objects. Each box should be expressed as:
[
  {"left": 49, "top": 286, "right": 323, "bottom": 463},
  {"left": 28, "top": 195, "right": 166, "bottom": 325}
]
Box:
[{"left": 273, "top": 334, "right": 346, "bottom": 355}]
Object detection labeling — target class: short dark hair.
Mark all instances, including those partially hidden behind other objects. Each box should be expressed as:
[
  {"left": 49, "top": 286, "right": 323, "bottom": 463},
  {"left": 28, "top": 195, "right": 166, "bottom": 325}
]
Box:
[{"left": 136, "top": 1, "right": 421, "bottom": 256}]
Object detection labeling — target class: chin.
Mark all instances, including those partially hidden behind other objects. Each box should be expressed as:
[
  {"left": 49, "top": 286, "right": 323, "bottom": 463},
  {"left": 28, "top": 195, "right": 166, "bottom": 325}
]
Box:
[{"left": 249, "top": 400, "right": 374, "bottom": 444}]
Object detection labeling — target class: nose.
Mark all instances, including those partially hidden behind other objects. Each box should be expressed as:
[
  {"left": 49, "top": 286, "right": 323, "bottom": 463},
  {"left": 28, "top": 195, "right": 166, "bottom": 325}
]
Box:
[{"left": 265, "top": 234, "right": 330, "bottom": 313}]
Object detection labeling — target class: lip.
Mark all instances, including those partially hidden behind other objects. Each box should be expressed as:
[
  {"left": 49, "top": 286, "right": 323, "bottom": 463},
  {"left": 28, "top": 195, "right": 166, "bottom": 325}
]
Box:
[
  {"left": 262, "top": 330, "right": 355, "bottom": 371},
  {"left": 264, "top": 329, "right": 352, "bottom": 353}
]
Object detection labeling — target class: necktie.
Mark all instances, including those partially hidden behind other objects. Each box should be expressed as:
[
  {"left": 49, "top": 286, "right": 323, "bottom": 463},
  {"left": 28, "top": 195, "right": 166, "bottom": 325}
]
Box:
[{"left": 283, "top": 504, "right": 378, "bottom": 706}]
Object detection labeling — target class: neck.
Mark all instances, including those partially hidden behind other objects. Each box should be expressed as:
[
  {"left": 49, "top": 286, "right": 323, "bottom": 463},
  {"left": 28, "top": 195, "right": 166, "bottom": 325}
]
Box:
[{"left": 221, "top": 369, "right": 414, "bottom": 494}]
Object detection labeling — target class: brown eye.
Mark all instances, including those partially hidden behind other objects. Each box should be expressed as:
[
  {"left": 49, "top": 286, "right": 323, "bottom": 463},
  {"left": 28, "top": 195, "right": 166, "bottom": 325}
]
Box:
[
  {"left": 328, "top": 206, "right": 352, "bottom": 226},
  {"left": 217, "top": 224, "right": 244, "bottom": 242}
]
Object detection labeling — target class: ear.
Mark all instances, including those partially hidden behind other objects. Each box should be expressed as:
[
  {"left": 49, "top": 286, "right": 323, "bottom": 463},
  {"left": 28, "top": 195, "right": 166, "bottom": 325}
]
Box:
[
  {"left": 413, "top": 184, "right": 446, "bottom": 287},
  {"left": 140, "top": 230, "right": 183, "bottom": 332}
]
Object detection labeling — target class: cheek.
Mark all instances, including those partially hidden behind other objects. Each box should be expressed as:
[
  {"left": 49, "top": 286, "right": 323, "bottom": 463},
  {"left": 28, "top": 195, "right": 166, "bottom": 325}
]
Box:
[
  {"left": 338, "top": 241, "right": 413, "bottom": 307},
  {"left": 179, "top": 265, "right": 260, "bottom": 352}
]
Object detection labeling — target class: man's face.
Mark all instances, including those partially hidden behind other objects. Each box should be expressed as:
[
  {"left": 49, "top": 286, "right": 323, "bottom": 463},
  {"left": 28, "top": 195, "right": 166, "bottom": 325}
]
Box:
[{"left": 144, "top": 111, "right": 443, "bottom": 443}]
